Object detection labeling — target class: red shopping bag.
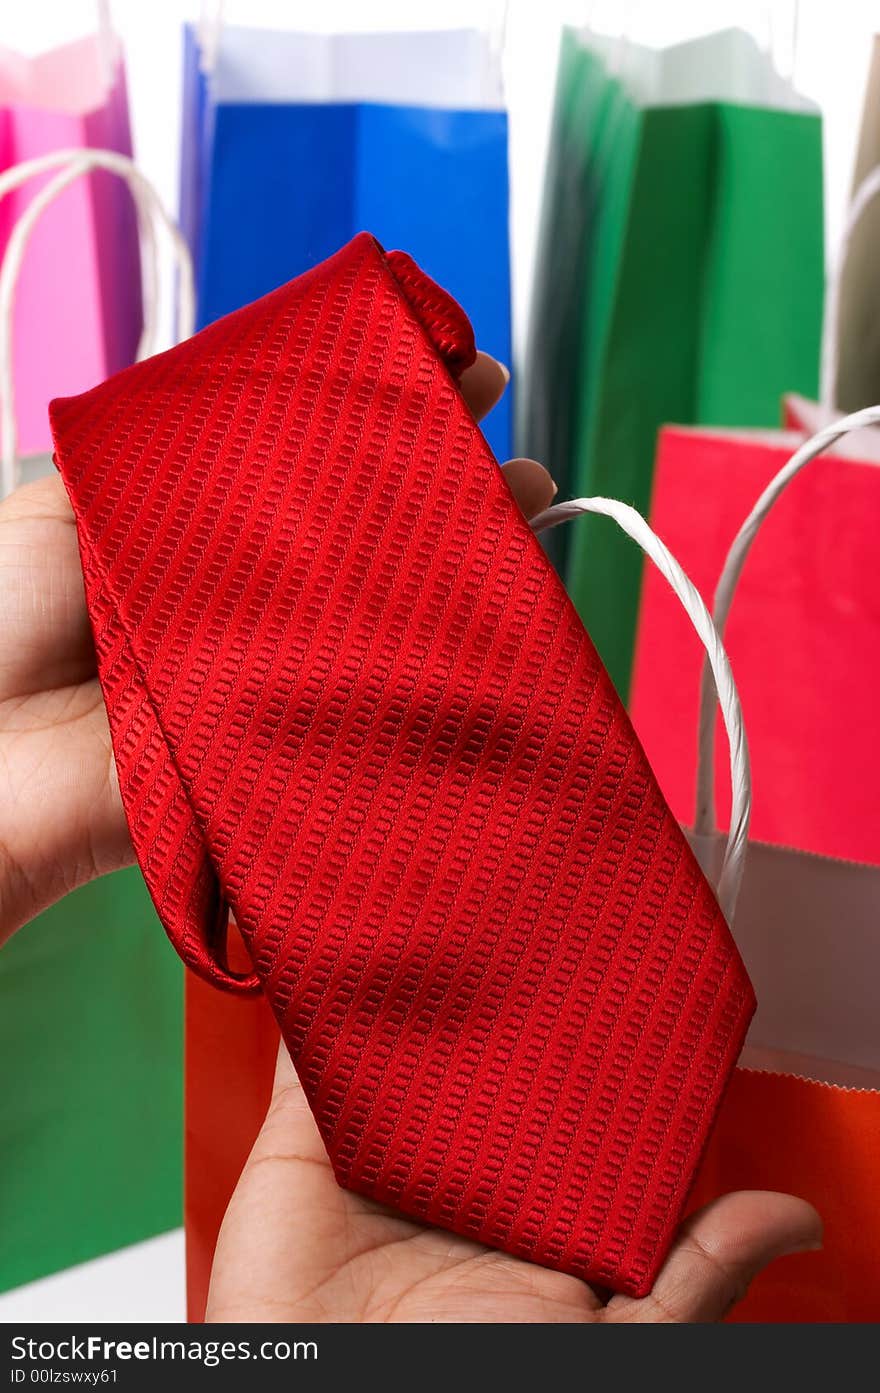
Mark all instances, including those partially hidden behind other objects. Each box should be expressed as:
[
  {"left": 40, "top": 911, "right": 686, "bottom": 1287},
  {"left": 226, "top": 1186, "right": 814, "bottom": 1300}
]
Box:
[{"left": 631, "top": 416, "right": 880, "bottom": 1322}]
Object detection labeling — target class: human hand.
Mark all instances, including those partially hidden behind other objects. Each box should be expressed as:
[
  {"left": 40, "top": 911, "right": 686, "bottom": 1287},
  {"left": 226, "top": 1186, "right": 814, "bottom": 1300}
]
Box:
[
  {"left": 0, "top": 471, "right": 132, "bottom": 939},
  {"left": 207, "top": 1041, "right": 821, "bottom": 1324},
  {"left": 0, "top": 355, "right": 551, "bottom": 941}
]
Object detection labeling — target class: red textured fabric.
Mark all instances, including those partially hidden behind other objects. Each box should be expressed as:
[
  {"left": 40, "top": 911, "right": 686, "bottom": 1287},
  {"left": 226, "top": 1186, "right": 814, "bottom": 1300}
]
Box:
[{"left": 50, "top": 232, "right": 754, "bottom": 1297}]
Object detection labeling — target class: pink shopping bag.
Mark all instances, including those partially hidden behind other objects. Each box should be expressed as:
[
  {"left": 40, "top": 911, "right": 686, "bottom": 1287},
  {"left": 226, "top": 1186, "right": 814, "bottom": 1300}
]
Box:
[{"left": 0, "top": 23, "right": 141, "bottom": 457}]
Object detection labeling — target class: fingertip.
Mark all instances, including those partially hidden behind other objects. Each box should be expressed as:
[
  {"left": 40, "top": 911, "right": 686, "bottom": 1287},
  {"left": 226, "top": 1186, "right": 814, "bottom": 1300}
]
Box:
[
  {"left": 460, "top": 351, "right": 509, "bottom": 422},
  {"left": 767, "top": 1193, "right": 823, "bottom": 1256},
  {"left": 501, "top": 457, "right": 558, "bottom": 520},
  {"left": 272, "top": 1037, "right": 299, "bottom": 1094}
]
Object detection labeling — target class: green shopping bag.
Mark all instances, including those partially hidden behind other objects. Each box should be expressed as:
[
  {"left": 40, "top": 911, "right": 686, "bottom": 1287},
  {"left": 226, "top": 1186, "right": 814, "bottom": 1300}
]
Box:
[
  {"left": 0, "top": 879, "right": 182, "bottom": 1290},
  {"left": 526, "top": 26, "right": 823, "bottom": 699}
]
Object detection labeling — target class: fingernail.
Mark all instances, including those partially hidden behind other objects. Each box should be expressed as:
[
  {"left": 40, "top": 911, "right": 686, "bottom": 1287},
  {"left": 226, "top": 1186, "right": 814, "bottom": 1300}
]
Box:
[{"left": 498, "top": 362, "right": 510, "bottom": 384}]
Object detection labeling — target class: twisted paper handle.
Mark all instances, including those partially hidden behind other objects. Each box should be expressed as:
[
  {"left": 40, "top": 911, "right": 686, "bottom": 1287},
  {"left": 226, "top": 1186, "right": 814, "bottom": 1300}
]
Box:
[
  {"left": 820, "top": 165, "right": 880, "bottom": 413},
  {"left": 530, "top": 495, "right": 750, "bottom": 924},
  {"left": 694, "top": 404, "right": 880, "bottom": 851}
]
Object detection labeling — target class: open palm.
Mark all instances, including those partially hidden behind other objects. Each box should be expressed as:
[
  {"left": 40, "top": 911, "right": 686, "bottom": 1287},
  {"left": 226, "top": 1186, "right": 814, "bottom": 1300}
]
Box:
[{"left": 208, "top": 1044, "right": 819, "bottom": 1324}]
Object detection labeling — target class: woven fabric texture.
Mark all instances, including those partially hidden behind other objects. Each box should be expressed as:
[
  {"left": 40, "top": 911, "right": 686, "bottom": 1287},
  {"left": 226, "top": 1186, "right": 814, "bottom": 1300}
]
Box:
[{"left": 51, "top": 232, "right": 754, "bottom": 1296}]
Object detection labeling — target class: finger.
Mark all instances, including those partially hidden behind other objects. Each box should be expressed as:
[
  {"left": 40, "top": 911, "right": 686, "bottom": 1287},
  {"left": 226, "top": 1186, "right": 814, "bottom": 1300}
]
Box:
[
  {"left": 460, "top": 351, "right": 509, "bottom": 422},
  {"left": 501, "top": 457, "right": 558, "bottom": 520},
  {"left": 206, "top": 1043, "right": 339, "bottom": 1320},
  {"left": 256, "top": 1037, "right": 330, "bottom": 1168},
  {"left": 0, "top": 472, "right": 69, "bottom": 521},
  {"left": 0, "top": 475, "right": 95, "bottom": 699},
  {"left": 206, "top": 1040, "right": 411, "bottom": 1322},
  {"left": 608, "top": 1191, "right": 822, "bottom": 1323}
]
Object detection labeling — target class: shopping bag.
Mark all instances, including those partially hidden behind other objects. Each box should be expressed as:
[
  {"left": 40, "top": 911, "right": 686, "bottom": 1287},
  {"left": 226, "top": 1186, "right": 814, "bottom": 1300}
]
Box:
[
  {"left": 630, "top": 411, "right": 880, "bottom": 1321},
  {"left": 526, "top": 25, "right": 824, "bottom": 699},
  {"left": 0, "top": 150, "right": 194, "bottom": 1292},
  {"left": 0, "top": 23, "right": 141, "bottom": 461},
  {"left": 179, "top": 22, "right": 512, "bottom": 460},
  {"left": 185, "top": 943, "right": 277, "bottom": 1320}
]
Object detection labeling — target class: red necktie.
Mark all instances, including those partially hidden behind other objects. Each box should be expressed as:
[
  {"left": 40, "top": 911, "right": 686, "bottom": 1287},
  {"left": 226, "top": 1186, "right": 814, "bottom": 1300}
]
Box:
[{"left": 51, "top": 233, "right": 753, "bottom": 1297}]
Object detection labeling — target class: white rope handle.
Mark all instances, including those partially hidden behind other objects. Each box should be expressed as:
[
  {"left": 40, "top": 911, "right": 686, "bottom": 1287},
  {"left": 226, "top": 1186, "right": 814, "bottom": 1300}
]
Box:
[
  {"left": 95, "top": 0, "right": 118, "bottom": 88},
  {"left": 198, "top": 0, "right": 226, "bottom": 75},
  {"left": 695, "top": 403, "right": 880, "bottom": 841},
  {"left": 97, "top": 0, "right": 114, "bottom": 43},
  {"left": 487, "top": 0, "right": 511, "bottom": 74},
  {"left": 0, "top": 149, "right": 195, "bottom": 498},
  {"left": 530, "top": 495, "right": 750, "bottom": 924},
  {"left": 819, "top": 164, "right": 880, "bottom": 412}
]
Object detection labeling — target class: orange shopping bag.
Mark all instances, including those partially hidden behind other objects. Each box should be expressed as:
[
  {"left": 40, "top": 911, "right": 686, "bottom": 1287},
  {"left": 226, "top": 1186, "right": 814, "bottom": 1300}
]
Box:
[{"left": 185, "top": 936, "right": 277, "bottom": 1321}]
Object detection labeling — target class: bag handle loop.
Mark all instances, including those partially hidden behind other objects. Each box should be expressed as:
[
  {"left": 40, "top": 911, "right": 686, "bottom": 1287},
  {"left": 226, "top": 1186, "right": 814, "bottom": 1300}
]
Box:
[
  {"left": 198, "top": 0, "right": 225, "bottom": 76},
  {"left": 95, "top": 0, "right": 118, "bottom": 89},
  {"left": 531, "top": 494, "right": 750, "bottom": 923},
  {"left": 0, "top": 148, "right": 195, "bottom": 498},
  {"left": 819, "top": 165, "right": 880, "bottom": 412},
  {"left": 694, "top": 404, "right": 880, "bottom": 846}
]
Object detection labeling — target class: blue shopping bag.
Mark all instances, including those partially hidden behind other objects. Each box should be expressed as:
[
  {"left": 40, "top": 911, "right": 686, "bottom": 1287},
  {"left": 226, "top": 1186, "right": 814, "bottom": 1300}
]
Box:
[{"left": 181, "top": 24, "right": 512, "bottom": 459}]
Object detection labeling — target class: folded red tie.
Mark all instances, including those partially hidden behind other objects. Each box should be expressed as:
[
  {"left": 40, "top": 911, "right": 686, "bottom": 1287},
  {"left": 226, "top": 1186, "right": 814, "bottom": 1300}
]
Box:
[{"left": 51, "top": 232, "right": 754, "bottom": 1297}]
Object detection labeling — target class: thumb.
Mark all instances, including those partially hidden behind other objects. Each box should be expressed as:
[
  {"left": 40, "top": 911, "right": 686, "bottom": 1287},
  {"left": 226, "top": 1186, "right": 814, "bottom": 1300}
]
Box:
[
  {"left": 243, "top": 1039, "right": 332, "bottom": 1176},
  {"left": 205, "top": 1043, "right": 336, "bottom": 1321},
  {"left": 609, "top": 1190, "right": 822, "bottom": 1323}
]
